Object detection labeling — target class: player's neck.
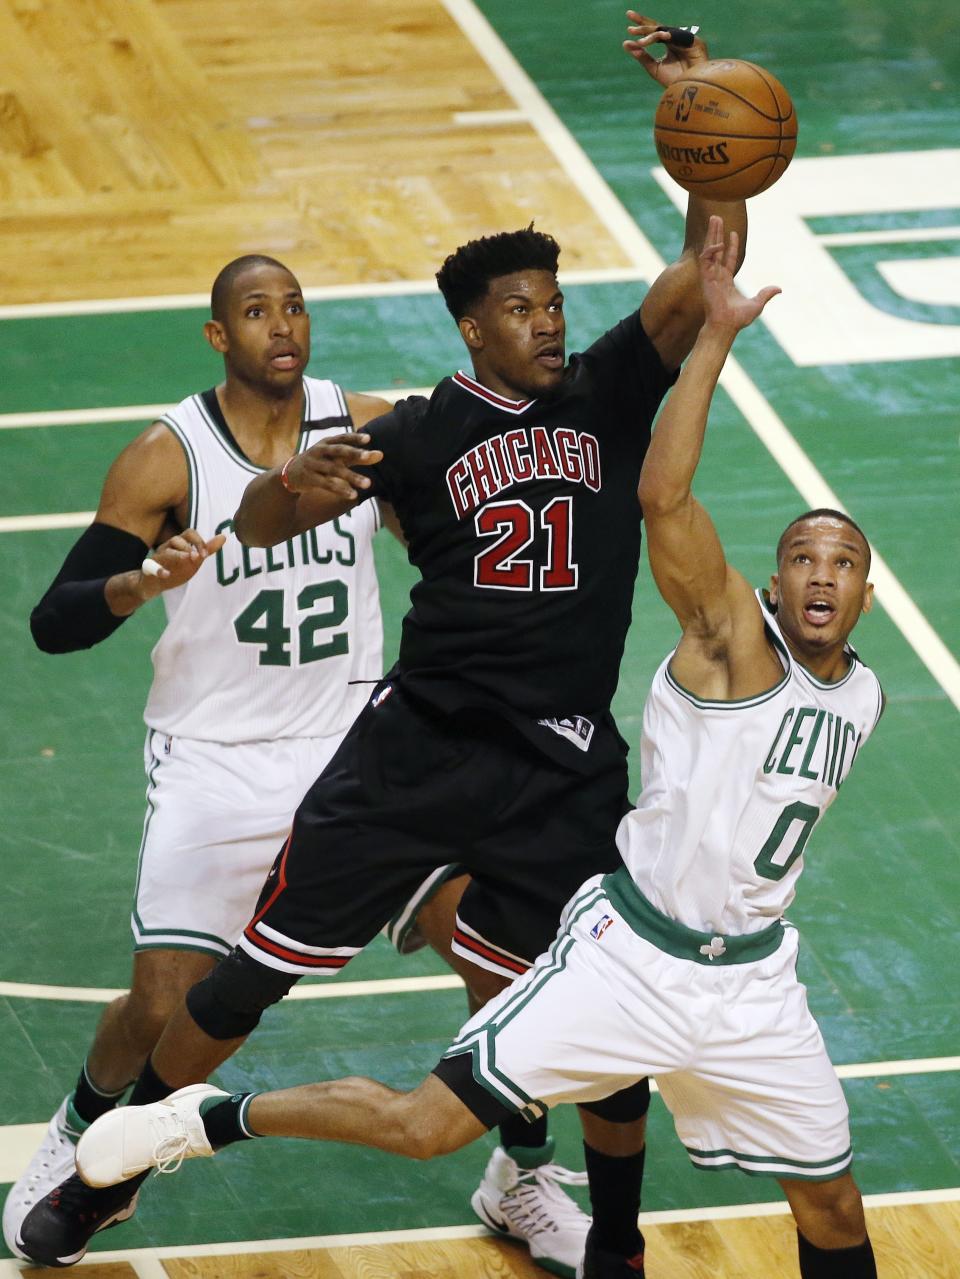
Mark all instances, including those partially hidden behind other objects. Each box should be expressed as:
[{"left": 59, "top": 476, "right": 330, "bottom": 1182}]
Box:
[
  {"left": 782, "top": 634, "right": 851, "bottom": 684},
  {"left": 216, "top": 378, "right": 305, "bottom": 466}
]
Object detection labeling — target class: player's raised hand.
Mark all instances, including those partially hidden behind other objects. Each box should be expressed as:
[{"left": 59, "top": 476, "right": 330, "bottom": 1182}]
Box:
[
  {"left": 623, "top": 12, "right": 709, "bottom": 85},
  {"left": 137, "top": 529, "right": 227, "bottom": 597},
  {"left": 280, "top": 433, "right": 384, "bottom": 502},
  {"left": 699, "top": 216, "right": 780, "bottom": 333}
]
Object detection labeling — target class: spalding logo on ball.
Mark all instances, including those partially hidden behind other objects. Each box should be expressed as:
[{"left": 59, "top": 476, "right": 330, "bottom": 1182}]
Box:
[{"left": 654, "top": 59, "right": 797, "bottom": 200}]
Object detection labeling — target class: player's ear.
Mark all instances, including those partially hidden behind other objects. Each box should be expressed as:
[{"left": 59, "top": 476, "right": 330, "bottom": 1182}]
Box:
[
  {"left": 861, "top": 581, "right": 875, "bottom": 615},
  {"left": 768, "top": 573, "right": 779, "bottom": 607},
  {"left": 459, "top": 315, "right": 484, "bottom": 351},
  {"left": 204, "top": 320, "right": 228, "bottom": 354}
]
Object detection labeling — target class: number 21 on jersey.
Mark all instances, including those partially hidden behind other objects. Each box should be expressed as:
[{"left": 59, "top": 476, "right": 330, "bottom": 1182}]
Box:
[{"left": 474, "top": 497, "right": 578, "bottom": 591}]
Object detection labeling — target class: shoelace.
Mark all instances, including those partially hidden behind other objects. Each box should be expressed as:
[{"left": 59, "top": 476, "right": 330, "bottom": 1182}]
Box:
[
  {"left": 502, "top": 1162, "right": 590, "bottom": 1235},
  {"left": 153, "top": 1133, "right": 191, "bottom": 1175}
]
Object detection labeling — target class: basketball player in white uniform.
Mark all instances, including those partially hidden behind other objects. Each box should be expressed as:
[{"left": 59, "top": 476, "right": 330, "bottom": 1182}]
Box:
[
  {"left": 3, "top": 255, "right": 464, "bottom": 1253},
  {"left": 73, "top": 221, "right": 884, "bottom": 1279}
]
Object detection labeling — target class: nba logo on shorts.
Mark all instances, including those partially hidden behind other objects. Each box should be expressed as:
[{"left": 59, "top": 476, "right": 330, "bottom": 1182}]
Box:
[
  {"left": 372, "top": 684, "right": 394, "bottom": 708},
  {"left": 590, "top": 914, "right": 615, "bottom": 941}
]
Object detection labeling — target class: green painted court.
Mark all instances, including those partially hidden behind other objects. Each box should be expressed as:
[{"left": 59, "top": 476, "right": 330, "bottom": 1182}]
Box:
[{"left": 1, "top": 0, "right": 958, "bottom": 1262}]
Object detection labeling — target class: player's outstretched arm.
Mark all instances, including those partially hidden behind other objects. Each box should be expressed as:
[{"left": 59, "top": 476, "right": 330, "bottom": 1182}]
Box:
[
  {"left": 234, "top": 432, "right": 384, "bottom": 547},
  {"left": 625, "top": 15, "right": 749, "bottom": 370},
  {"left": 639, "top": 217, "right": 780, "bottom": 640},
  {"left": 30, "top": 425, "right": 222, "bottom": 652}
]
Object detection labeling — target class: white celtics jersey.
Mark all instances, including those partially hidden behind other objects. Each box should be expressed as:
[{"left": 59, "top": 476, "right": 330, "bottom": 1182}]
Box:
[
  {"left": 143, "top": 378, "right": 383, "bottom": 742},
  {"left": 617, "top": 591, "right": 883, "bottom": 936}
]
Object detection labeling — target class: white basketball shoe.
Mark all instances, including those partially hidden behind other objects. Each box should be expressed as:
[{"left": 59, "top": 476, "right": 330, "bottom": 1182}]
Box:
[
  {"left": 2, "top": 1096, "right": 85, "bottom": 1258},
  {"left": 76, "top": 1083, "right": 226, "bottom": 1187},
  {"left": 471, "top": 1141, "right": 591, "bottom": 1278}
]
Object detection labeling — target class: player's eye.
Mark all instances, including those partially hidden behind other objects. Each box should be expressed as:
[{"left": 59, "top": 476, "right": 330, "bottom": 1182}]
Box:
[
  {"left": 288, "top": 303, "right": 304, "bottom": 314},
  {"left": 246, "top": 307, "right": 263, "bottom": 318}
]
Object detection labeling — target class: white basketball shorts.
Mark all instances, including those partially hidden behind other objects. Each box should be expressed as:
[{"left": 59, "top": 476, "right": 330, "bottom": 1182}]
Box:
[
  {"left": 132, "top": 729, "right": 349, "bottom": 957},
  {"left": 443, "top": 871, "right": 853, "bottom": 1182}
]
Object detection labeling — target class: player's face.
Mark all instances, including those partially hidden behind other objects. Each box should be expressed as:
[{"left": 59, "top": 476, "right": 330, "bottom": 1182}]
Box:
[
  {"left": 769, "top": 518, "right": 873, "bottom": 658},
  {"left": 212, "top": 264, "right": 310, "bottom": 394},
  {"left": 463, "top": 270, "right": 566, "bottom": 399}
]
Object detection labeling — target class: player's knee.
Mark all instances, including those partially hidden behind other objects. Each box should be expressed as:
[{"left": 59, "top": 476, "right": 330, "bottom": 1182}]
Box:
[
  {"left": 123, "top": 986, "right": 183, "bottom": 1045},
  {"left": 185, "top": 948, "right": 297, "bottom": 1040},
  {"left": 820, "top": 1179, "right": 866, "bottom": 1239}
]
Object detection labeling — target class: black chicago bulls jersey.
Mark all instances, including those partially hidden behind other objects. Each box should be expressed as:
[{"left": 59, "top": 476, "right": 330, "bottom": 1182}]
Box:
[{"left": 361, "top": 309, "right": 675, "bottom": 723}]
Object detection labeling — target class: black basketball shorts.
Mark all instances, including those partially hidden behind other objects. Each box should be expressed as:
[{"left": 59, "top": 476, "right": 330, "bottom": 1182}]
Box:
[{"left": 238, "top": 680, "right": 628, "bottom": 981}]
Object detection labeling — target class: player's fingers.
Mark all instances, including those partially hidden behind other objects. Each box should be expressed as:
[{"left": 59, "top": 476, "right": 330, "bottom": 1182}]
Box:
[
  {"left": 305, "top": 431, "right": 371, "bottom": 455},
  {"left": 623, "top": 42, "right": 660, "bottom": 72},
  {"left": 204, "top": 533, "right": 228, "bottom": 554},
  {"left": 754, "top": 286, "right": 782, "bottom": 309},
  {"left": 724, "top": 229, "right": 740, "bottom": 273}
]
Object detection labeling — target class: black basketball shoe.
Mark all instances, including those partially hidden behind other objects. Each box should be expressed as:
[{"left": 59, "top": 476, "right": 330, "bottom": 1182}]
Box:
[
  {"left": 577, "top": 1226, "right": 646, "bottom": 1278},
  {"left": 15, "top": 1171, "right": 144, "bottom": 1267}
]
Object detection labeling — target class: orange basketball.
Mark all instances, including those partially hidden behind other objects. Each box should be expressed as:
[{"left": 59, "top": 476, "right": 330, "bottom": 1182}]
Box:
[{"left": 654, "top": 59, "right": 797, "bottom": 201}]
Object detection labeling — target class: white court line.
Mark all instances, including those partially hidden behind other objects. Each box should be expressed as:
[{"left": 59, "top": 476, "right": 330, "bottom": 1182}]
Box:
[
  {"left": 817, "top": 226, "right": 960, "bottom": 246},
  {"left": 452, "top": 108, "right": 527, "bottom": 126},
  {"left": 0, "top": 386, "right": 433, "bottom": 431},
  {"left": 0, "top": 511, "right": 95, "bottom": 532},
  {"left": 440, "top": 0, "right": 960, "bottom": 710},
  {"left": 0, "top": 1187, "right": 953, "bottom": 1271},
  {"left": 0, "top": 973, "right": 463, "bottom": 1003},
  {"left": 0, "top": 266, "right": 645, "bottom": 322}
]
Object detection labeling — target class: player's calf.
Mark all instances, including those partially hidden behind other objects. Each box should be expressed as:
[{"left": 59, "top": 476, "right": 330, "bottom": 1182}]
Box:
[{"left": 781, "top": 1173, "right": 876, "bottom": 1278}]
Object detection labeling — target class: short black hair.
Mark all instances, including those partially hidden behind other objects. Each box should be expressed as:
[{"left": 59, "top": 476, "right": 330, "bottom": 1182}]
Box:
[
  {"left": 210, "top": 254, "right": 296, "bottom": 321},
  {"left": 776, "top": 508, "right": 871, "bottom": 571},
  {"left": 436, "top": 226, "right": 561, "bottom": 321}
]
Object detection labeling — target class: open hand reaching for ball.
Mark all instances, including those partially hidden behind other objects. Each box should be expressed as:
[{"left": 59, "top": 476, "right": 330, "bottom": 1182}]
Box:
[{"left": 699, "top": 215, "right": 781, "bottom": 334}]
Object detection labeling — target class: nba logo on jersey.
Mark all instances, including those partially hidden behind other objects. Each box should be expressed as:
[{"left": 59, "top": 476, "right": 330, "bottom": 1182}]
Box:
[{"left": 591, "top": 914, "right": 615, "bottom": 941}]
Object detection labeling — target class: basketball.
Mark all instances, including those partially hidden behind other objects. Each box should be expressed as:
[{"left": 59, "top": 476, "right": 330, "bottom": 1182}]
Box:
[{"left": 654, "top": 59, "right": 797, "bottom": 200}]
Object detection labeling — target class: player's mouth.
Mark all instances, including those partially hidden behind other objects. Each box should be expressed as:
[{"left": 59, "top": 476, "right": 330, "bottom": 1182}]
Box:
[
  {"left": 268, "top": 346, "right": 301, "bottom": 370},
  {"left": 803, "top": 598, "right": 836, "bottom": 626},
  {"left": 534, "top": 343, "right": 564, "bottom": 371}
]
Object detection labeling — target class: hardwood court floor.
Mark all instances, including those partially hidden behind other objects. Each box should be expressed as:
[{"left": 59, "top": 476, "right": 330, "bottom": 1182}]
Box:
[
  {"left": 0, "top": 0, "right": 628, "bottom": 301},
  {"left": 16, "top": 1200, "right": 960, "bottom": 1276}
]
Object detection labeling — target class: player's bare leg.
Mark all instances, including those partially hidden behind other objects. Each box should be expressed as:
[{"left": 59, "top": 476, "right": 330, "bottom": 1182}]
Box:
[
  {"left": 779, "top": 1173, "right": 877, "bottom": 1277},
  {"left": 87, "top": 950, "right": 217, "bottom": 1092},
  {"left": 247, "top": 1072, "right": 487, "bottom": 1156}
]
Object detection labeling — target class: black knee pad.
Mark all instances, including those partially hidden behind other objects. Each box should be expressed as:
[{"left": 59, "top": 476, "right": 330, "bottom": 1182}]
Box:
[
  {"left": 580, "top": 1077, "right": 651, "bottom": 1123},
  {"left": 186, "top": 947, "right": 298, "bottom": 1040}
]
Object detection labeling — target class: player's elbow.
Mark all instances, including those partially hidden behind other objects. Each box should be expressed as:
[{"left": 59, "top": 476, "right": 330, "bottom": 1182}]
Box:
[
  {"left": 29, "top": 604, "right": 80, "bottom": 654},
  {"left": 637, "top": 482, "right": 690, "bottom": 521}
]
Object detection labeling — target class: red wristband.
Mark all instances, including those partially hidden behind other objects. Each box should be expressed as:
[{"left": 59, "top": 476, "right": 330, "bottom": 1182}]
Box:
[{"left": 279, "top": 455, "right": 298, "bottom": 494}]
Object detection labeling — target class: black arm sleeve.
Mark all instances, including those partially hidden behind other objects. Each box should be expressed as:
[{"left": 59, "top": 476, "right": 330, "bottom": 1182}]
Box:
[{"left": 30, "top": 522, "right": 150, "bottom": 654}]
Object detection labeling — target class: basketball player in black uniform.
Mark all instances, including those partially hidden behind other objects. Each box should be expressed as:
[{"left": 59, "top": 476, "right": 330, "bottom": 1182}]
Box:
[{"left": 18, "top": 21, "right": 747, "bottom": 1278}]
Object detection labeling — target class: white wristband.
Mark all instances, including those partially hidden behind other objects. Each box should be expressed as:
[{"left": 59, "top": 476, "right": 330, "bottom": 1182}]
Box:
[{"left": 141, "top": 557, "right": 163, "bottom": 577}]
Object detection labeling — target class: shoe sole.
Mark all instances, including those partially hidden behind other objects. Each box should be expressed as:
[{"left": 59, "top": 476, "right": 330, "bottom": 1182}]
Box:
[
  {"left": 15, "top": 1193, "right": 138, "bottom": 1268},
  {"left": 470, "top": 1189, "right": 577, "bottom": 1279}
]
